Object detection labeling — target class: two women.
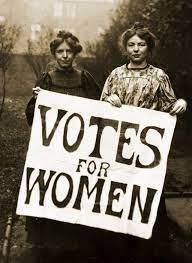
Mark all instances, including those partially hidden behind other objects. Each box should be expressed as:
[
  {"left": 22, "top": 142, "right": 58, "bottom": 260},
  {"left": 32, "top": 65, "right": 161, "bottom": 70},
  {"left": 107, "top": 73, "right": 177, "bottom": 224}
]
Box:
[{"left": 25, "top": 24, "right": 187, "bottom": 262}]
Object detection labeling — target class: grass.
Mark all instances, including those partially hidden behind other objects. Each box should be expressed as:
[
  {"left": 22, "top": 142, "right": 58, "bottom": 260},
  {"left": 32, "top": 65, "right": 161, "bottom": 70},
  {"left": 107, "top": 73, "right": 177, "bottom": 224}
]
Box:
[{"left": 0, "top": 96, "right": 30, "bottom": 245}]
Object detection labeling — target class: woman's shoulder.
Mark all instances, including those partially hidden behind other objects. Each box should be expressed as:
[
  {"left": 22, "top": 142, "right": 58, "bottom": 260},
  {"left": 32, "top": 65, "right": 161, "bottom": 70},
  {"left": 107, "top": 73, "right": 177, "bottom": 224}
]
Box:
[
  {"left": 81, "top": 69, "right": 93, "bottom": 79},
  {"left": 81, "top": 69, "right": 97, "bottom": 85},
  {"left": 81, "top": 69, "right": 100, "bottom": 87},
  {"left": 149, "top": 65, "right": 166, "bottom": 76},
  {"left": 38, "top": 71, "right": 52, "bottom": 81},
  {"left": 148, "top": 65, "right": 168, "bottom": 78},
  {"left": 36, "top": 71, "right": 52, "bottom": 88},
  {"left": 108, "top": 64, "right": 127, "bottom": 78},
  {"left": 38, "top": 71, "right": 48, "bottom": 77},
  {"left": 80, "top": 69, "right": 101, "bottom": 99}
]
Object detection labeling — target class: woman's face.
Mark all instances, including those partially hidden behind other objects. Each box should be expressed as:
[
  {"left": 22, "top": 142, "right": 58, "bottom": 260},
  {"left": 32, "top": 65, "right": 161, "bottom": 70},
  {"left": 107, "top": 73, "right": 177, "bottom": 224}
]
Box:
[
  {"left": 126, "top": 34, "right": 148, "bottom": 65},
  {"left": 55, "top": 40, "right": 75, "bottom": 68}
]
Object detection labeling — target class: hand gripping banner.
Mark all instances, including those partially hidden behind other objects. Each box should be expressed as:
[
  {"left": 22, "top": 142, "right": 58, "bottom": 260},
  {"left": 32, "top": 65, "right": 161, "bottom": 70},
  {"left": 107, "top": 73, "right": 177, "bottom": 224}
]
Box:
[{"left": 17, "top": 90, "right": 176, "bottom": 239}]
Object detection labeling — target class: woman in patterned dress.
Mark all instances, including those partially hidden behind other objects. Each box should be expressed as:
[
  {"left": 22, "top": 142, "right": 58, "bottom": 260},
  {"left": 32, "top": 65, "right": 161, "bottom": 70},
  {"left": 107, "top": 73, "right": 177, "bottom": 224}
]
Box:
[
  {"left": 100, "top": 22, "right": 187, "bottom": 263},
  {"left": 101, "top": 23, "right": 187, "bottom": 114}
]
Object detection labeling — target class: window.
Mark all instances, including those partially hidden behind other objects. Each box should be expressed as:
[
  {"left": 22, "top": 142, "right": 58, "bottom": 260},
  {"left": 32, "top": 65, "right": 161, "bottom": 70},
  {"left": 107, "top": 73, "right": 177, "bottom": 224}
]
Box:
[
  {"left": 0, "top": 16, "right": 5, "bottom": 23},
  {"left": 54, "top": 28, "right": 62, "bottom": 34},
  {"left": 30, "top": 24, "right": 41, "bottom": 40},
  {"left": 97, "top": 27, "right": 104, "bottom": 36},
  {"left": 24, "top": 0, "right": 39, "bottom": 7},
  {"left": 54, "top": 1, "right": 63, "bottom": 17},
  {"left": 69, "top": 28, "right": 76, "bottom": 35},
  {"left": 65, "top": 3, "right": 76, "bottom": 18}
]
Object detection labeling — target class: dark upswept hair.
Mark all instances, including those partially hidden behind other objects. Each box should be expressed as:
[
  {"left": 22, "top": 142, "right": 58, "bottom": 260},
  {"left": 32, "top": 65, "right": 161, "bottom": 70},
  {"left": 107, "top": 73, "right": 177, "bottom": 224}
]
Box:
[
  {"left": 50, "top": 30, "right": 82, "bottom": 56},
  {"left": 119, "top": 22, "right": 157, "bottom": 54}
]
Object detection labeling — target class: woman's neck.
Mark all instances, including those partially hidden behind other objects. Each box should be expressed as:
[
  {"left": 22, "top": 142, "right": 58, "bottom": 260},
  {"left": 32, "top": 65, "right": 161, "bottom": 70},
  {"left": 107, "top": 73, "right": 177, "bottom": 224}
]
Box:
[
  {"left": 56, "top": 62, "right": 74, "bottom": 72},
  {"left": 127, "top": 61, "right": 148, "bottom": 69}
]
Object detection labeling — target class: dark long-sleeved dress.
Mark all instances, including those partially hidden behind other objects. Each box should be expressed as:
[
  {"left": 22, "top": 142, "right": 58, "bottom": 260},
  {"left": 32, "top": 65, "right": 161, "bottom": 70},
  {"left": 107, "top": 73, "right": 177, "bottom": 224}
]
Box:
[
  {"left": 26, "top": 66, "right": 101, "bottom": 126},
  {"left": 25, "top": 66, "right": 102, "bottom": 258}
]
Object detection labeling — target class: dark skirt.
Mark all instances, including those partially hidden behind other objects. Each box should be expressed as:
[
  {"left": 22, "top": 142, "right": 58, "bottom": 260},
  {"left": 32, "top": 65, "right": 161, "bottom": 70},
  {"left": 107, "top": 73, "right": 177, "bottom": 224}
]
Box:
[{"left": 26, "top": 195, "right": 169, "bottom": 261}]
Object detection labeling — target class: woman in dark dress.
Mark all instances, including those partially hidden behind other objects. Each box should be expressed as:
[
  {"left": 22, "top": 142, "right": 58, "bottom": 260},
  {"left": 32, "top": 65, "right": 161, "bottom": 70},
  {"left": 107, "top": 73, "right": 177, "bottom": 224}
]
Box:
[
  {"left": 25, "top": 31, "right": 101, "bottom": 263},
  {"left": 26, "top": 30, "right": 100, "bottom": 126}
]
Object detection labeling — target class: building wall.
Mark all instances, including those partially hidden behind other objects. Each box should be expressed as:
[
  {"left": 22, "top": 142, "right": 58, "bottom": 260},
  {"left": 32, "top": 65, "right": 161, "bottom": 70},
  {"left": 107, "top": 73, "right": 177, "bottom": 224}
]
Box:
[{"left": 0, "top": 0, "right": 118, "bottom": 53}]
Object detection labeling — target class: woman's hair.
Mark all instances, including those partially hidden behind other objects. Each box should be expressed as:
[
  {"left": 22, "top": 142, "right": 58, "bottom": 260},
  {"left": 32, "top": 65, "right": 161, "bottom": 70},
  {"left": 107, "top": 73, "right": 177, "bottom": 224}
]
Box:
[
  {"left": 119, "top": 22, "right": 157, "bottom": 54},
  {"left": 50, "top": 31, "right": 83, "bottom": 56}
]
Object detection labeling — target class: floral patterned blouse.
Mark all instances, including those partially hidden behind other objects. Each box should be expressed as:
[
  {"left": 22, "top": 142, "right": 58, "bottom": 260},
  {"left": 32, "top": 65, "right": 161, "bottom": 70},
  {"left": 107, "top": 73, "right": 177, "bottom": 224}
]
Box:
[{"left": 101, "top": 64, "right": 177, "bottom": 112}]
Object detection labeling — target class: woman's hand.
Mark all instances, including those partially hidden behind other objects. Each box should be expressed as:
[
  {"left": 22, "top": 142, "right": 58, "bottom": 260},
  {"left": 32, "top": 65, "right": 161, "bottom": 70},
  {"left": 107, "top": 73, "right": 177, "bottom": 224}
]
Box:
[
  {"left": 32, "top": 86, "right": 42, "bottom": 96},
  {"left": 169, "top": 99, "right": 187, "bottom": 115},
  {"left": 106, "top": 94, "right": 122, "bottom": 107}
]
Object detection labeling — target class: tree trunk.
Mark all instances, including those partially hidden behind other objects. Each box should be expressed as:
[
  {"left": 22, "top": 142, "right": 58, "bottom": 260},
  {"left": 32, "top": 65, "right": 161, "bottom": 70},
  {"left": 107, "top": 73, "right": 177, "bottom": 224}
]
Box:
[{"left": 0, "top": 69, "right": 6, "bottom": 119}]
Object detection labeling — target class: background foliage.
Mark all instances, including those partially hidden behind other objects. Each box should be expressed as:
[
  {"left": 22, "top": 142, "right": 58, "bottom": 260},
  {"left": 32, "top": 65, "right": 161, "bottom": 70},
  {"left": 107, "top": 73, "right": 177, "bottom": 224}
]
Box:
[
  {"left": 84, "top": 0, "right": 192, "bottom": 101},
  {"left": 24, "top": 25, "right": 54, "bottom": 79},
  {"left": 0, "top": 23, "right": 21, "bottom": 118}
]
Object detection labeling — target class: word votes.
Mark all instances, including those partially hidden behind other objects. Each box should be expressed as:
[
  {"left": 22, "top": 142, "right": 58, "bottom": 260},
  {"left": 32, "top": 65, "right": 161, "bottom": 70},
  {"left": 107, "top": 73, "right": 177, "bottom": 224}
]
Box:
[{"left": 38, "top": 105, "right": 165, "bottom": 169}]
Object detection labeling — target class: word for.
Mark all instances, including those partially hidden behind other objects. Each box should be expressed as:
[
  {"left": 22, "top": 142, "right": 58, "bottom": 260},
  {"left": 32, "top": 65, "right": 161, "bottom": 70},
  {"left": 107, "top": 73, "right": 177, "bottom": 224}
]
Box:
[{"left": 76, "top": 159, "right": 110, "bottom": 177}]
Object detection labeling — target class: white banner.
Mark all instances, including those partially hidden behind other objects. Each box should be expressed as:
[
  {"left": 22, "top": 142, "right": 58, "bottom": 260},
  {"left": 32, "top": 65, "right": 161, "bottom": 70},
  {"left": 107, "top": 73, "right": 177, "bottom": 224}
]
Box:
[{"left": 17, "top": 90, "right": 176, "bottom": 239}]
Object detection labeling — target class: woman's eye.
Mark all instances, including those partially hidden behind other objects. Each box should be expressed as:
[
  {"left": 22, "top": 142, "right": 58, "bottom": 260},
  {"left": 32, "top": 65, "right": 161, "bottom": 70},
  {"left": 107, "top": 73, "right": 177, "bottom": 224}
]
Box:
[
  {"left": 139, "top": 43, "right": 146, "bottom": 46},
  {"left": 56, "top": 50, "right": 63, "bottom": 54}
]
